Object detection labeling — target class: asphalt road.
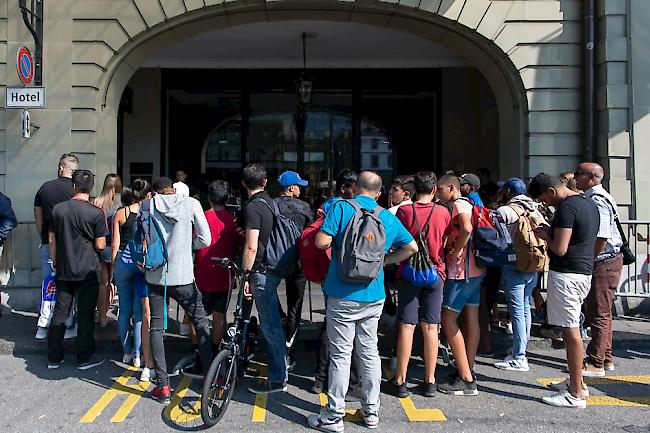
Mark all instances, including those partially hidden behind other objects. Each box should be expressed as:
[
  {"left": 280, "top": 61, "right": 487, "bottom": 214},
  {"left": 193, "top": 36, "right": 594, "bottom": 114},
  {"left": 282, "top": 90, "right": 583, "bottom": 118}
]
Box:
[{"left": 2, "top": 344, "right": 649, "bottom": 433}]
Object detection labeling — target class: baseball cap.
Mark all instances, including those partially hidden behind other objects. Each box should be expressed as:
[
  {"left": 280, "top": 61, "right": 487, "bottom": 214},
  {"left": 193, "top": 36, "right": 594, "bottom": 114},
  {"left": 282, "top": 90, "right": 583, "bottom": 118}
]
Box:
[
  {"left": 459, "top": 173, "right": 481, "bottom": 190},
  {"left": 278, "top": 171, "right": 309, "bottom": 187},
  {"left": 501, "top": 177, "right": 527, "bottom": 196}
]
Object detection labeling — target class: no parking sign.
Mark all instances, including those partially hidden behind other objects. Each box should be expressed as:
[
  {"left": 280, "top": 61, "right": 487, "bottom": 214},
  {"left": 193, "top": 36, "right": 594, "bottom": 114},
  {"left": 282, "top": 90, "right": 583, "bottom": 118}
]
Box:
[{"left": 16, "top": 46, "right": 34, "bottom": 85}]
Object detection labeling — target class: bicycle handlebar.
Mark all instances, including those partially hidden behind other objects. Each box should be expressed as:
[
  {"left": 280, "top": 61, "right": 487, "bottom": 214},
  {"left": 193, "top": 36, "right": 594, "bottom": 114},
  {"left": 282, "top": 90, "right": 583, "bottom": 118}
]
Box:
[{"left": 210, "top": 257, "right": 242, "bottom": 273}]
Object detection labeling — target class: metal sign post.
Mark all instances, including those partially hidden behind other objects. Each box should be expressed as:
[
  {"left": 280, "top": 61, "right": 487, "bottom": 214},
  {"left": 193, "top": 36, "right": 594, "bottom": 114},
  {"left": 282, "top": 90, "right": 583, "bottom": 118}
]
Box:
[{"left": 18, "top": 0, "right": 43, "bottom": 86}]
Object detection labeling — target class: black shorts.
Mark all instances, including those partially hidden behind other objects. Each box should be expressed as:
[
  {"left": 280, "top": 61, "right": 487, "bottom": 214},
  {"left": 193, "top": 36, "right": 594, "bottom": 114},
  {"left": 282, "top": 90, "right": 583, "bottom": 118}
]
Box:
[
  {"left": 397, "top": 278, "right": 444, "bottom": 325},
  {"left": 200, "top": 291, "right": 228, "bottom": 315}
]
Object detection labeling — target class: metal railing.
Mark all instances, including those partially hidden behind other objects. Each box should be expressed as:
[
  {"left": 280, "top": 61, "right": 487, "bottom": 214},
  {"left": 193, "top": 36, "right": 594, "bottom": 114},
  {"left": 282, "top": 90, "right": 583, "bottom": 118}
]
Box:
[{"left": 618, "top": 220, "right": 650, "bottom": 298}]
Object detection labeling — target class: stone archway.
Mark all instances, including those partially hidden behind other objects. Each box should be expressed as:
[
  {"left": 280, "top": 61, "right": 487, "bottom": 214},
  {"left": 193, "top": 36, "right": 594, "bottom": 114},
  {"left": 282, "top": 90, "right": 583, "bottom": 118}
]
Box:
[{"left": 80, "top": 0, "right": 529, "bottom": 179}]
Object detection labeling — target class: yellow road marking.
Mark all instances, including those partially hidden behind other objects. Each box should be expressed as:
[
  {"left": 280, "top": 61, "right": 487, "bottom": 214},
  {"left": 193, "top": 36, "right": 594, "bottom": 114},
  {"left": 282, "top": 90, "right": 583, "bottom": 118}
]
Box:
[
  {"left": 252, "top": 394, "right": 268, "bottom": 422},
  {"left": 537, "top": 375, "right": 650, "bottom": 387},
  {"left": 80, "top": 367, "right": 149, "bottom": 423},
  {"left": 164, "top": 375, "right": 201, "bottom": 423},
  {"left": 381, "top": 365, "right": 446, "bottom": 422},
  {"left": 250, "top": 361, "right": 268, "bottom": 423},
  {"left": 398, "top": 397, "right": 446, "bottom": 422},
  {"left": 537, "top": 375, "right": 650, "bottom": 407},
  {"left": 586, "top": 396, "right": 650, "bottom": 407},
  {"left": 318, "top": 393, "right": 363, "bottom": 421}
]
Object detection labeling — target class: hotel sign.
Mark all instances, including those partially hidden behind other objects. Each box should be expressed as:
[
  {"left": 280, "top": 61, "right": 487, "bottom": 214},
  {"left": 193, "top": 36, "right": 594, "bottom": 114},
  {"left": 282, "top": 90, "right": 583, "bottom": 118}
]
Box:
[{"left": 5, "top": 86, "right": 46, "bottom": 108}]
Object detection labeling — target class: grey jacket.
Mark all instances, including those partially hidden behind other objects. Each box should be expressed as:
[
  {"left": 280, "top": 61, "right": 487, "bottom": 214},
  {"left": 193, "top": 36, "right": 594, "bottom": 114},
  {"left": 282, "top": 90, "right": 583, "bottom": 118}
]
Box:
[
  {"left": 145, "top": 194, "right": 211, "bottom": 286},
  {"left": 497, "top": 195, "right": 545, "bottom": 239}
]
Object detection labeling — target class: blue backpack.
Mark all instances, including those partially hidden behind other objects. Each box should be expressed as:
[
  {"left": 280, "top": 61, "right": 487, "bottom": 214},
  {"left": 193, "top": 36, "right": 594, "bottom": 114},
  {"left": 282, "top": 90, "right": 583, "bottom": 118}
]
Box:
[
  {"left": 129, "top": 198, "right": 168, "bottom": 272},
  {"left": 401, "top": 203, "right": 440, "bottom": 288}
]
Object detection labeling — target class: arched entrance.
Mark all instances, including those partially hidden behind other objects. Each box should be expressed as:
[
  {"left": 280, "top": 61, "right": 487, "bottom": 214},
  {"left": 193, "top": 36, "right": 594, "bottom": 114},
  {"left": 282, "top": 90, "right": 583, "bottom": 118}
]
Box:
[{"left": 95, "top": 1, "right": 528, "bottom": 183}]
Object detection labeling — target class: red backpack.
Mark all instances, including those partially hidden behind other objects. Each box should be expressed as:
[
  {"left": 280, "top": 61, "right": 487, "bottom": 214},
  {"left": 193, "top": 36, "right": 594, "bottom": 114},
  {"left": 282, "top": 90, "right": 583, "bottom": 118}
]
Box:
[{"left": 299, "top": 217, "right": 332, "bottom": 283}]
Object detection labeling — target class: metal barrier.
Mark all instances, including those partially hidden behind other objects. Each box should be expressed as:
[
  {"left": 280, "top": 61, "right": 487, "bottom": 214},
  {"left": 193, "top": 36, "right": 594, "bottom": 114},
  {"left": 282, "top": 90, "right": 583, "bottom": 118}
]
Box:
[{"left": 618, "top": 220, "right": 650, "bottom": 298}]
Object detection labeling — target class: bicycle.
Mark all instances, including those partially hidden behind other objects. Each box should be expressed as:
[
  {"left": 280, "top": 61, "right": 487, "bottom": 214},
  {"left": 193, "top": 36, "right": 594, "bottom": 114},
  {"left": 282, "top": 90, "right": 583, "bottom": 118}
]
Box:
[{"left": 200, "top": 257, "right": 258, "bottom": 427}]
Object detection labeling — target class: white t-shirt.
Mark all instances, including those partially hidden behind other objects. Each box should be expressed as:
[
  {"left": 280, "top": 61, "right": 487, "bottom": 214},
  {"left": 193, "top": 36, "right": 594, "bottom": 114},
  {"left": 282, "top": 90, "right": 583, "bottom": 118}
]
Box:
[
  {"left": 173, "top": 181, "right": 190, "bottom": 197},
  {"left": 388, "top": 199, "right": 412, "bottom": 215}
]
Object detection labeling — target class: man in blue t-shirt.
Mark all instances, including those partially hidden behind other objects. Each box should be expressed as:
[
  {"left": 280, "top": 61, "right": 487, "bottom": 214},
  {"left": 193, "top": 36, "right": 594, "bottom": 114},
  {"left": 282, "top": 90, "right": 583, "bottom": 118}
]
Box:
[{"left": 307, "top": 171, "right": 417, "bottom": 432}]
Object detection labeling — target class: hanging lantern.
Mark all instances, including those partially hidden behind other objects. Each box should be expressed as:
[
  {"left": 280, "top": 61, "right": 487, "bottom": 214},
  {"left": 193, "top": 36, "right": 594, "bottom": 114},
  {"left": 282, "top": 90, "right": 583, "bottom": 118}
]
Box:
[{"left": 296, "top": 72, "right": 313, "bottom": 108}]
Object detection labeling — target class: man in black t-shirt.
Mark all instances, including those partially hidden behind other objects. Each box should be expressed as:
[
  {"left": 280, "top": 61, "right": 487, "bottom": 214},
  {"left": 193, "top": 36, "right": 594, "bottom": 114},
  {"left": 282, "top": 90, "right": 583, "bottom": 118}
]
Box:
[
  {"left": 241, "top": 163, "right": 288, "bottom": 394},
  {"left": 529, "top": 173, "right": 599, "bottom": 409},
  {"left": 276, "top": 171, "right": 313, "bottom": 365},
  {"left": 34, "top": 153, "right": 79, "bottom": 339},
  {"left": 47, "top": 170, "right": 108, "bottom": 370}
]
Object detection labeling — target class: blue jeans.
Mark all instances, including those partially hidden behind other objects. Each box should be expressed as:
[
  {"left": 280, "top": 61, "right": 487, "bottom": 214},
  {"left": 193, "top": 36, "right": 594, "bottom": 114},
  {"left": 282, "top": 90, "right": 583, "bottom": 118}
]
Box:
[
  {"left": 501, "top": 266, "right": 538, "bottom": 358},
  {"left": 40, "top": 244, "right": 54, "bottom": 280},
  {"left": 250, "top": 271, "right": 288, "bottom": 383},
  {"left": 39, "top": 244, "right": 75, "bottom": 329},
  {"left": 114, "top": 253, "right": 145, "bottom": 356}
]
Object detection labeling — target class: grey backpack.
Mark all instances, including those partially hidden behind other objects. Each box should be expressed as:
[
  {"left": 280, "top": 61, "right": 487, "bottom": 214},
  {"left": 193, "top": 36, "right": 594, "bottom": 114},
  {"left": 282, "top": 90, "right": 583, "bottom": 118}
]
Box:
[
  {"left": 252, "top": 198, "right": 302, "bottom": 278},
  {"left": 337, "top": 199, "right": 387, "bottom": 283}
]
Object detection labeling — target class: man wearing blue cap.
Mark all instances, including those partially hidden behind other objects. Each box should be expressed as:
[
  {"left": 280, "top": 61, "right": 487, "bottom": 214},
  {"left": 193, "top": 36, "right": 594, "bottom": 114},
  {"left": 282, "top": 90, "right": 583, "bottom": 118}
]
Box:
[
  {"left": 493, "top": 178, "right": 547, "bottom": 372},
  {"left": 276, "top": 171, "right": 314, "bottom": 367}
]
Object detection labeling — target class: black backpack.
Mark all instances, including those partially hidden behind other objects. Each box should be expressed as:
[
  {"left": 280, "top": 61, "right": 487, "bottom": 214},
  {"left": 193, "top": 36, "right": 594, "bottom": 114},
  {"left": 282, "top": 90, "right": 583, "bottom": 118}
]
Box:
[{"left": 253, "top": 198, "right": 302, "bottom": 277}]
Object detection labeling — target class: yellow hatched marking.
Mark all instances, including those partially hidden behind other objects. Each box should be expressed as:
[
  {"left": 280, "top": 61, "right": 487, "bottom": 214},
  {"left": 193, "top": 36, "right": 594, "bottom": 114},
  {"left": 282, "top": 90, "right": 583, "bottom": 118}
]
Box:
[
  {"left": 81, "top": 367, "right": 148, "bottom": 423},
  {"left": 164, "top": 375, "right": 201, "bottom": 423},
  {"left": 586, "top": 396, "right": 650, "bottom": 407},
  {"left": 537, "top": 375, "right": 650, "bottom": 387},
  {"left": 537, "top": 376, "right": 650, "bottom": 407}
]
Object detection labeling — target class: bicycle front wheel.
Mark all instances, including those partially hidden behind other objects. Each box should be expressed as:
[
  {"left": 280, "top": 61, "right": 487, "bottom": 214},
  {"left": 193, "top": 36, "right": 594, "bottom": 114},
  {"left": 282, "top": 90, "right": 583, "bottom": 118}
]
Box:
[{"left": 201, "top": 349, "right": 237, "bottom": 427}]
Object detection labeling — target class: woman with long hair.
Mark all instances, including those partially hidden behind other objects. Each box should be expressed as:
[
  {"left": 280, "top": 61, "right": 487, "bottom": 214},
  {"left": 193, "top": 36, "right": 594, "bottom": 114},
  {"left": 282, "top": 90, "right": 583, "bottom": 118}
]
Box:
[
  {"left": 112, "top": 179, "right": 154, "bottom": 379},
  {"left": 93, "top": 173, "right": 122, "bottom": 327}
]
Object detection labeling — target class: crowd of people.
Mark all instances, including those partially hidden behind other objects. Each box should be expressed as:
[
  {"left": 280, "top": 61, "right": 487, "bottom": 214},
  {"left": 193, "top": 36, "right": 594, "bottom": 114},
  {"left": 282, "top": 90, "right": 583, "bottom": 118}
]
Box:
[{"left": 33, "top": 153, "right": 626, "bottom": 430}]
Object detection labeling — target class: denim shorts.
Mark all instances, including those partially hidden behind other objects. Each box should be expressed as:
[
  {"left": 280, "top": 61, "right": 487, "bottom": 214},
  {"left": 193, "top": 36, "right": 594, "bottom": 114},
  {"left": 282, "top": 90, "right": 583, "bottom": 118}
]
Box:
[{"left": 442, "top": 275, "right": 485, "bottom": 313}]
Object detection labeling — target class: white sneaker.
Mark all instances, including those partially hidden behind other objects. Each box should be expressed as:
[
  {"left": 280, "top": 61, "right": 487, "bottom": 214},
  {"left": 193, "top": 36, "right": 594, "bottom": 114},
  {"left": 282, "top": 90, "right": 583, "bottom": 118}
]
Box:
[
  {"left": 307, "top": 413, "right": 344, "bottom": 432},
  {"left": 541, "top": 390, "right": 587, "bottom": 408},
  {"left": 494, "top": 357, "right": 529, "bottom": 372},
  {"left": 140, "top": 367, "right": 155, "bottom": 382},
  {"left": 133, "top": 356, "right": 141, "bottom": 368},
  {"left": 64, "top": 325, "right": 77, "bottom": 339},
  {"left": 362, "top": 412, "right": 379, "bottom": 429},
  {"left": 35, "top": 327, "right": 48, "bottom": 340},
  {"left": 548, "top": 378, "right": 589, "bottom": 397},
  {"left": 389, "top": 356, "right": 397, "bottom": 372},
  {"left": 123, "top": 353, "right": 133, "bottom": 365},
  {"left": 180, "top": 323, "right": 191, "bottom": 336}
]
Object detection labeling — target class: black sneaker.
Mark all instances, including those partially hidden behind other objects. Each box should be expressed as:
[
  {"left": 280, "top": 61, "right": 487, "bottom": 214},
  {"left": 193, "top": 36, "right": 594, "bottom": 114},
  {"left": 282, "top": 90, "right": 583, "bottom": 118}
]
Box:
[
  {"left": 447, "top": 369, "right": 477, "bottom": 382},
  {"left": 311, "top": 379, "right": 325, "bottom": 394},
  {"left": 437, "top": 376, "right": 478, "bottom": 396},
  {"left": 248, "top": 380, "right": 287, "bottom": 394},
  {"left": 47, "top": 359, "right": 64, "bottom": 369},
  {"left": 390, "top": 379, "right": 409, "bottom": 398},
  {"left": 421, "top": 382, "right": 436, "bottom": 397},
  {"left": 77, "top": 355, "right": 104, "bottom": 371}
]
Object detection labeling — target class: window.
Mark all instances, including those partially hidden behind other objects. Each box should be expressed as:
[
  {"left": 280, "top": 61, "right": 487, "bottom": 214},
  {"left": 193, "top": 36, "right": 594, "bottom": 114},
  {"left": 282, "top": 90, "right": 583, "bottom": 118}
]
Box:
[
  {"left": 371, "top": 154, "right": 379, "bottom": 168},
  {"left": 371, "top": 138, "right": 379, "bottom": 149}
]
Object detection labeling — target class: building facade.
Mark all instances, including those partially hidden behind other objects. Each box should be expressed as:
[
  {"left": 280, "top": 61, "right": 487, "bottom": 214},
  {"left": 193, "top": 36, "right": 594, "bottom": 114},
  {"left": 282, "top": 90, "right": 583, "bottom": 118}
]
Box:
[{"left": 0, "top": 0, "right": 648, "bottom": 305}]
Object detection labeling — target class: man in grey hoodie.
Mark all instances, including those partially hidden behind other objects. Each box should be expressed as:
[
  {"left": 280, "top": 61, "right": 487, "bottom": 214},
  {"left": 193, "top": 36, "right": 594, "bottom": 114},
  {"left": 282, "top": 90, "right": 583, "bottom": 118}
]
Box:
[
  {"left": 494, "top": 178, "right": 546, "bottom": 372},
  {"left": 146, "top": 177, "right": 212, "bottom": 404}
]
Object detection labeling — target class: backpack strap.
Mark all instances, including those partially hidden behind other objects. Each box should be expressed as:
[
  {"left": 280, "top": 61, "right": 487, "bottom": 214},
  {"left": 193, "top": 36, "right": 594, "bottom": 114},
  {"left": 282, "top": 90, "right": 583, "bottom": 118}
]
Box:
[
  {"left": 591, "top": 193, "right": 629, "bottom": 244},
  {"left": 411, "top": 202, "right": 436, "bottom": 236}
]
